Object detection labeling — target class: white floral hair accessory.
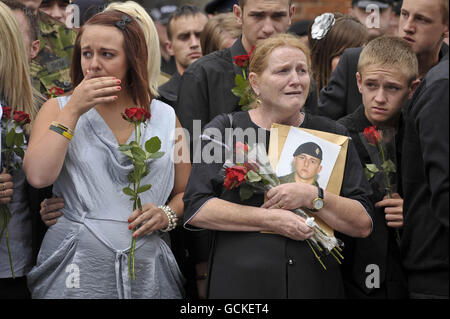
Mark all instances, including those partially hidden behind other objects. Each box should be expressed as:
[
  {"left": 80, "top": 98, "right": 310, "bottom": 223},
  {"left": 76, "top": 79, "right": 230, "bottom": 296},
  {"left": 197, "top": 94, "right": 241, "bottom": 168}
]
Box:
[{"left": 311, "top": 13, "right": 336, "bottom": 40}]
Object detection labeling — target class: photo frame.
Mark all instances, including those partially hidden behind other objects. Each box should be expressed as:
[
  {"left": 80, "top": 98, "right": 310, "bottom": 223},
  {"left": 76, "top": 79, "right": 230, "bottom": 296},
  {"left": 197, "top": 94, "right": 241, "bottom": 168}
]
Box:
[{"left": 268, "top": 124, "right": 350, "bottom": 235}]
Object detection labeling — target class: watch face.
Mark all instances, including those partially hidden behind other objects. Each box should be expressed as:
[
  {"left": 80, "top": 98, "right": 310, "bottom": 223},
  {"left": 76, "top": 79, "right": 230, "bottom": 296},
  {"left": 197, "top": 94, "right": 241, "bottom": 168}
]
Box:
[{"left": 314, "top": 198, "right": 324, "bottom": 210}]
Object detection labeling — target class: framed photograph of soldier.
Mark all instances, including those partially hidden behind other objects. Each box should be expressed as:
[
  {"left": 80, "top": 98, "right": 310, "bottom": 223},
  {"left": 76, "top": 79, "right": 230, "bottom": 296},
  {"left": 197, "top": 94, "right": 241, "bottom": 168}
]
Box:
[
  {"left": 267, "top": 124, "right": 351, "bottom": 235},
  {"left": 268, "top": 124, "right": 350, "bottom": 195},
  {"left": 274, "top": 127, "right": 342, "bottom": 191}
]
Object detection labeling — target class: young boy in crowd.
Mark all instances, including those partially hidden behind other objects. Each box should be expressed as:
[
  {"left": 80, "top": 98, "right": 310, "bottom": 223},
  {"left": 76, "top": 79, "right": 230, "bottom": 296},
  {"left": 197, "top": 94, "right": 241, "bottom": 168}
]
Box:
[{"left": 338, "top": 36, "right": 420, "bottom": 298}]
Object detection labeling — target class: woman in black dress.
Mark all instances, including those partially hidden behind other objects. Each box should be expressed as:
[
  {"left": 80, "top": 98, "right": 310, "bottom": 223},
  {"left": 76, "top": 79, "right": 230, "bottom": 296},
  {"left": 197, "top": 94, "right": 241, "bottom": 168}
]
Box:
[{"left": 182, "top": 33, "right": 373, "bottom": 298}]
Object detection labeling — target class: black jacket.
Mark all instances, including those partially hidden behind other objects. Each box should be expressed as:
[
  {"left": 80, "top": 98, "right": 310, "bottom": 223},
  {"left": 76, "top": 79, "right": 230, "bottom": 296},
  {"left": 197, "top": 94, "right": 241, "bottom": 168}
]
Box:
[
  {"left": 401, "top": 53, "right": 449, "bottom": 297},
  {"left": 158, "top": 71, "right": 181, "bottom": 108},
  {"left": 338, "top": 106, "right": 407, "bottom": 298}
]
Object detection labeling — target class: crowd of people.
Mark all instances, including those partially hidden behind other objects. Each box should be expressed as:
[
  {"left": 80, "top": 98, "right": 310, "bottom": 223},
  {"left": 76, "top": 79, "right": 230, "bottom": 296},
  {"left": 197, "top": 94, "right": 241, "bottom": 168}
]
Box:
[{"left": 0, "top": 0, "right": 448, "bottom": 300}]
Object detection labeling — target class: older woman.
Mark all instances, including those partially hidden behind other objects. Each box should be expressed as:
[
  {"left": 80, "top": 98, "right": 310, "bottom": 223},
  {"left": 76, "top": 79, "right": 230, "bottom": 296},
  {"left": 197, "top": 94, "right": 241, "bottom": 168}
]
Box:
[{"left": 183, "top": 33, "right": 373, "bottom": 298}]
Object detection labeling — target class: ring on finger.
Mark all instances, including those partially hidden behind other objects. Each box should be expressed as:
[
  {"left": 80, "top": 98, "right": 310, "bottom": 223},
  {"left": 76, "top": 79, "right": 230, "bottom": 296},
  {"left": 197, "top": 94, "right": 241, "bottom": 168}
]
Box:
[{"left": 0, "top": 183, "right": 5, "bottom": 191}]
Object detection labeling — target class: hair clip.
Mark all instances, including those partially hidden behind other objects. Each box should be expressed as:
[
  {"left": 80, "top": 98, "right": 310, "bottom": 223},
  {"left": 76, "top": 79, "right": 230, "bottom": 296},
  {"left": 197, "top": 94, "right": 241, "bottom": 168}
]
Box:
[
  {"left": 115, "top": 14, "right": 132, "bottom": 31},
  {"left": 311, "top": 13, "right": 335, "bottom": 40}
]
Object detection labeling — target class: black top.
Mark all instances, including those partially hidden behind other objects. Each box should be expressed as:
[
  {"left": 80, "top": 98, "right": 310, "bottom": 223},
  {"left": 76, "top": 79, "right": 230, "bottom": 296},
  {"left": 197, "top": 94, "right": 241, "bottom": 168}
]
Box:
[
  {"left": 401, "top": 53, "right": 449, "bottom": 297},
  {"left": 158, "top": 71, "right": 181, "bottom": 108},
  {"left": 338, "top": 105, "right": 407, "bottom": 298},
  {"left": 318, "top": 43, "right": 449, "bottom": 121},
  {"left": 161, "top": 55, "right": 177, "bottom": 76},
  {"left": 183, "top": 111, "right": 373, "bottom": 298}
]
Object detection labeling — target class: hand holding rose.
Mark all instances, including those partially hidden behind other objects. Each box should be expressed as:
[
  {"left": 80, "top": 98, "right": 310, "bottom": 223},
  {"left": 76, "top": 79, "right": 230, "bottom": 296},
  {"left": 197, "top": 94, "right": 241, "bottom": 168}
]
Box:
[{"left": 375, "top": 192, "right": 403, "bottom": 228}]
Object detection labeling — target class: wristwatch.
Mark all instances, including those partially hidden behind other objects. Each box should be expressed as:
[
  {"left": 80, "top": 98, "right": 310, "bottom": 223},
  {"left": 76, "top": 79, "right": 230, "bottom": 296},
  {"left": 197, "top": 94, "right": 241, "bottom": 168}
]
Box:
[{"left": 312, "top": 186, "right": 324, "bottom": 211}]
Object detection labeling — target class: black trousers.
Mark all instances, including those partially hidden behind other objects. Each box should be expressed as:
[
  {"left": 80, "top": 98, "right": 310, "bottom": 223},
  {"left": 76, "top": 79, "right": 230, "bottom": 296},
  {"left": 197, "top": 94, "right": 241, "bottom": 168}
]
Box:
[{"left": 0, "top": 276, "right": 30, "bottom": 299}]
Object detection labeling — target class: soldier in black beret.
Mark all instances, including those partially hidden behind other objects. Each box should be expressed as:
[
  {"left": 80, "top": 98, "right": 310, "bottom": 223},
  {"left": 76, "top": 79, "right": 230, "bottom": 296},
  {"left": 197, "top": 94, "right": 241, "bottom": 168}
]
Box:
[{"left": 279, "top": 142, "right": 323, "bottom": 187}]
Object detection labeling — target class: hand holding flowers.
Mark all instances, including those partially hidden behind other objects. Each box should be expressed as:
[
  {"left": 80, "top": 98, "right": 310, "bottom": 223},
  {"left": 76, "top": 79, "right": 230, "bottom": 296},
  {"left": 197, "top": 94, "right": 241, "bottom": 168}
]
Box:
[
  {"left": 223, "top": 142, "right": 344, "bottom": 269},
  {"left": 119, "top": 107, "right": 164, "bottom": 280}
]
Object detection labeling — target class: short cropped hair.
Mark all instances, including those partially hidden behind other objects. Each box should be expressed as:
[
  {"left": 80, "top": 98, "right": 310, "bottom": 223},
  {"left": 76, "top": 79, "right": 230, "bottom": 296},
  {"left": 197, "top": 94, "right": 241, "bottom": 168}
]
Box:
[
  {"left": 238, "top": 0, "right": 293, "bottom": 9},
  {"left": 1, "top": 0, "right": 40, "bottom": 41},
  {"left": 358, "top": 36, "right": 419, "bottom": 84},
  {"left": 167, "top": 5, "right": 206, "bottom": 40}
]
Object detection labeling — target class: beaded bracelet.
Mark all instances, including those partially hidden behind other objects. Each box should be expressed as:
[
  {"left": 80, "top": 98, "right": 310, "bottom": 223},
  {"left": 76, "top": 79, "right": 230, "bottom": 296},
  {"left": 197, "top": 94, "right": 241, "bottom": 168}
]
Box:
[
  {"left": 49, "top": 123, "right": 73, "bottom": 140},
  {"left": 159, "top": 205, "right": 178, "bottom": 232}
]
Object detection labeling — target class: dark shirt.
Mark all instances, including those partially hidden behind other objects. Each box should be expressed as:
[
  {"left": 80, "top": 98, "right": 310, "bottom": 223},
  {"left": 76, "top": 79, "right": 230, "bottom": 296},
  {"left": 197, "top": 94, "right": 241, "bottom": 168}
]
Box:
[
  {"left": 338, "top": 105, "right": 407, "bottom": 298},
  {"left": 161, "top": 55, "right": 177, "bottom": 76},
  {"left": 401, "top": 53, "right": 449, "bottom": 297},
  {"left": 318, "top": 43, "right": 449, "bottom": 121},
  {"left": 183, "top": 111, "right": 373, "bottom": 298},
  {"left": 158, "top": 71, "right": 181, "bottom": 107}
]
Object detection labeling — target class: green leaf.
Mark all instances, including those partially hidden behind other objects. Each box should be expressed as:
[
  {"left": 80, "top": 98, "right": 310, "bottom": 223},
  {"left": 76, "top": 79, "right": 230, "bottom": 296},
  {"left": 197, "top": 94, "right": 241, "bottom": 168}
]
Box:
[
  {"left": 381, "top": 159, "right": 396, "bottom": 173},
  {"left": 141, "top": 166, "right": 150, "bottom": 178},
  {"left": 148, "top": 151, "right": 164, "bottom": 159},
  {"left": 127, "top": 170, "right": 137, "bottom": 184},
  {"left": 145, "top": 137, "right": 162, "bottom": 154},
  {"left": 6, "top": 129, "right": 15, "bottom": 147},
  {"left": 118, "top": 144, "right": 131, "bottom": 152},
  {"left": 131, "top": 146, "right": 146, "bottom": 162},
  {"left": 137, "top": 184, "right": 151, "bottom": 193},
  {"left": 239, "top": 186, "right": 254, "bottom": 201},
  {"left": 246, "top": 170, "right": 262, "bottom": 183},
  {"left": 14, "top": 133, "right": 24, "bottom": 147},
  {"left": 365, "top": 168, "right": 375, "bottom": 180},
  {"left": 365, "top": 163, "right": 379, "bottom": 173},
  {"left": 235, "top": 74, "right": 247, "bottom": 87},
  {"left": 13, "top": 147, "right": 24, "bottom": 159},
  {"left": 122, "top": 187, "right": 136, "bottom": 197}
]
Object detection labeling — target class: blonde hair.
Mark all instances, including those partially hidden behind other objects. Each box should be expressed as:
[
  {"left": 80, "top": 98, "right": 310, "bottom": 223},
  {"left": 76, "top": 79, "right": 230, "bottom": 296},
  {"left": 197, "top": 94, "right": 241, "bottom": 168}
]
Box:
[
  {"left": 358, "top": 36, "right": 419, "bottom": 84},
  {"left": 0, "top": 1, "right": 38, "bottom": 129},
  {"left": 105, "top": 1, "right": 161, "bottom": 97},
  {"left": 201, "top": 12, "right": 242, "bottom": 55}
]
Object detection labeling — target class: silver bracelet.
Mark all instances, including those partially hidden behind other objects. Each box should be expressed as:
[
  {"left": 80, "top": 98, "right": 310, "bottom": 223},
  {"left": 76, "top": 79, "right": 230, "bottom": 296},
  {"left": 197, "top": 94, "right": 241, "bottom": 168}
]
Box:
[{"left": 159, "top": 205, "right": 178, "bottom": 232}]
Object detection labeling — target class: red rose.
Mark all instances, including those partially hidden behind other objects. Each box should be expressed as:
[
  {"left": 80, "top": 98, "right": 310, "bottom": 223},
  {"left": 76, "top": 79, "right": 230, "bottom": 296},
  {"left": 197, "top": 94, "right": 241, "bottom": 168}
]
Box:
[
  {"left": 224, "top": 166, "right": 248, "bottom": 190},
  {"left": 122, "top": 107, "right": 151, "bottom": 123},
  {"left": 233, "top": 54, "right": 250, "bottom": 68},
  {"left": 363, "top": 126, "right": 382, "bottom": 145},
  {"left": 2, "top": 106, "right": 12, "bottom": 120},
  {"left": 243, "top": 161, "right": 259, "bottom": 172},
  {"left": 48, "top": 86, "right": 64, "bottom": 98},
  {"left": 234, "top": 142, "right": 248, "bottom": 153},
  {"left": 12, "top": 110, "right": 31, "bottom": 125}
]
